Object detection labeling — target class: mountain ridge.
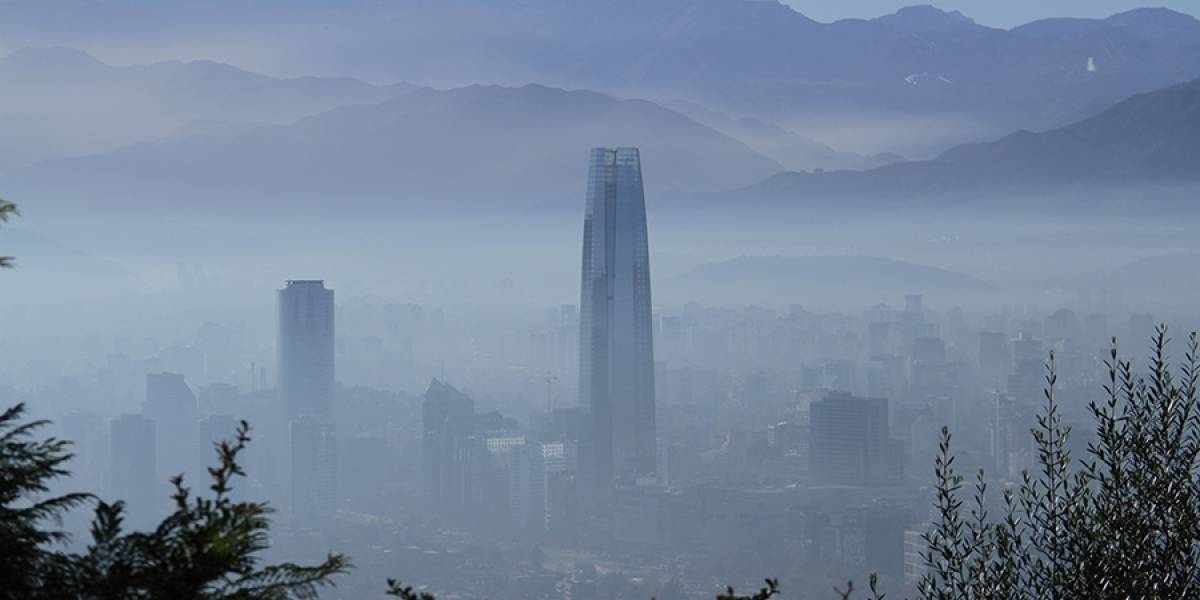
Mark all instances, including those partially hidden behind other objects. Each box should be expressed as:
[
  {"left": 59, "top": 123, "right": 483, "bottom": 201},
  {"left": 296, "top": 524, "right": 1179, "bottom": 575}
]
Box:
[
  {"left": 0, "top": 46, "right": 414, "bottom": 170},
  {"left": 1, "top": 2, "right": 1198, "bottom": 155},
  {"left": 725, "top": 75, "right": 1200, "bottom": 205},
  {"left": 3, "top": 83, "right": 786, "bottom": 215}
]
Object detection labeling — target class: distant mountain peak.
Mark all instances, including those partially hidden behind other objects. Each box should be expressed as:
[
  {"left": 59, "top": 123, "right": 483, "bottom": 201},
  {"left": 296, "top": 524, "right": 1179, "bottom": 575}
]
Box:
[
  {"left": 876, "top": 5, "right": 978, "bottom": 33},
  {"left": 1013, "top": 6, "right": 1200, "bottom": 46},
  {"left": 1108, "top": 6, "right": 1199, "bottom": 23},
  {"left": 726, "top": 74, "right": 1200, "bottom": 206},
  {"left": 0, "top": 46, "right": 105, "bottom": 72}
]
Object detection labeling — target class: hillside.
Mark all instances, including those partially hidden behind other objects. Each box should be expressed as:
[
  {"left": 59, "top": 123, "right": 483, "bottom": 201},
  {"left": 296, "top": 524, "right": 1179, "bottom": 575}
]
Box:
[
  {"left": 0, "top": 47, "right": 411, "bottom": 170},
  {"left": 729, "top": 76, "right": 1200, "bottom": 204},
  {"left": 4, "top": 84, "right": 784, "bottom": 215},
  {"left": 0, "top": 2, "right": 1198, "bottom": 154}
]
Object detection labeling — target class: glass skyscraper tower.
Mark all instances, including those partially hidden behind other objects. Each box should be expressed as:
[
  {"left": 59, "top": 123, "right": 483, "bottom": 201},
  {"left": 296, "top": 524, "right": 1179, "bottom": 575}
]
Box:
[{"left": 578, "top": 147, "right": 656, "bottom": 491}]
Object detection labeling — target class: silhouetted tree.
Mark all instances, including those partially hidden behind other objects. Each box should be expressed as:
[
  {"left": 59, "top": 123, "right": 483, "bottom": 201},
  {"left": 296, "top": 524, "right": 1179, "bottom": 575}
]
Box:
[
  {"left": 386, "top": 579, "right": 438, "bottom": 600},
  {"left": 718, "top": 578, "right": 781, "bottom": 600},
  {"left": 0, "top": 407, "right": 348, "bottom": 600},
  {"left": 0, "top": 403, "right": 92, "bottom": 598}
]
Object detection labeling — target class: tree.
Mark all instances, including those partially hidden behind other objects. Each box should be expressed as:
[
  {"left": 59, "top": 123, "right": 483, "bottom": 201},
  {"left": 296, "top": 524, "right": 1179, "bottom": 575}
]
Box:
[
  {"left": 0, "top": 407, "right": 348, "bottom": 600},
  {"left": 920, "top": 325, "right": 1200, "bottom": 599},
  {"left": 65, "top": 420, "right": 349, "bottom": 599},
  {"left": 0, "top": 403, "right": 92, "bottom": 598},
  {"left": 0, "top": 198, "right": 17, "bottom": 268}
]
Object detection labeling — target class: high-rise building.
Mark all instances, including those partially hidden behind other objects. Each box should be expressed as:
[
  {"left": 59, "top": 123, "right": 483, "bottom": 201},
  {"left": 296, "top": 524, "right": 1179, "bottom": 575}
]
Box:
[
  {"left": 109, "top": 414, "right": 160, "bottom": 527},
  {"left": 143, "top": 372, "right": 199, "bottom": 482},
  {"left": 979, "top": 331, "right": 1009, "bottom": 385},
  {"left": 290, "top": 415, "right": 337, "bottom": 524},
  {"left": 578, "top": 147, "right": 657, "bottom": 490},
  {"left": 809, "top": 392, "right": 902, "bottom": 486},
  {"left": 278, "top": 280, "right": 335, "bottom": 419},
  {"left": 422, "top": 378, "right": 475, "bottom": 506},
  {"left": 278, "top": 280, "right": 337, "bottom": 527},
  {"left": 510, "top": 440, "right": 579, "bottom": 534}
]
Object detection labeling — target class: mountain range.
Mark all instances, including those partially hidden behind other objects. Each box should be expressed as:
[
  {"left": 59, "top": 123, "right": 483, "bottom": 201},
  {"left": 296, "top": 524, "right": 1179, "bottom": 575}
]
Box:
[
  {"left": 1, "top": 1, "right": 1197, "bottom": 156},
  {"left": 0, "top": 4, "right": 1198, "bottom": 217},
  {"left": 9, "top": 48, "right": 1200, "bottom": 217},
  {"left": 0, "top": 46, "right": 410, "bottom": 170},
  {"left": 3, "top": 83, "right": 783, "bottom": 215},
  {"left": 727, "top": 75, "right": 1200, "bottom": 209},
  {"left": 654, "top": 99, "right": 904, "bottom": 172}
]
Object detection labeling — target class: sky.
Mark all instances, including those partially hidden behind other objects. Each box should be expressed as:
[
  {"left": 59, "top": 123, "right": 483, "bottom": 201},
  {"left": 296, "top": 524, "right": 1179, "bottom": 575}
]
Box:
[{"left": 784, "top": 0, "right": 1200, "bottom": 28}]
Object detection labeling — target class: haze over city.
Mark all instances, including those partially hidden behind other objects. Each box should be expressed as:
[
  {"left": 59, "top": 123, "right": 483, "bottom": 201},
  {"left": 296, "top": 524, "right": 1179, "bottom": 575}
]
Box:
[{"left": 3, "top": 1, "right": 1200, "bottom": 598}]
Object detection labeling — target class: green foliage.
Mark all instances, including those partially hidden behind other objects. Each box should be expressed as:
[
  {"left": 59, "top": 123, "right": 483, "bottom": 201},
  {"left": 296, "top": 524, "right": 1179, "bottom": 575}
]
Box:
[
  {"left": 0, "top": 198, "right": 17, "bottom": 268},
  {"left": 0, "top": 403, "right": 93, "bottom": 597},
  {"left": 921, "top": 325, "right": 1200, "bottom": 599},
  {"left": 386, "top": 579, "right": 438, "bottom": 600},
  {"left": 67, "top": 420, "right": 349, "bottom": 599},
  {"left": 0, "top": 411, "right": 348, "bottom": 600}
]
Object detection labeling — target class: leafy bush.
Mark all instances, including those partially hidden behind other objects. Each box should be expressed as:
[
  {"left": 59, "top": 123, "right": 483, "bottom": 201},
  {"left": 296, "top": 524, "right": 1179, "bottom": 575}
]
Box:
[{"left": 921, "top": 326, "right": 1200, "bottom": 599}]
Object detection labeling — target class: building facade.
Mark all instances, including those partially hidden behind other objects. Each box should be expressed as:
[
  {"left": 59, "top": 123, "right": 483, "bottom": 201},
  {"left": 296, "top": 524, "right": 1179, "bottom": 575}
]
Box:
[
  {"left": 579, "top": 147, "right": 657, "bottom": 492},
  {"left": 809, "top": 391, "right": 902, "bottom": 486},
  {"left": 278, "top": 280, "right": 335, "bottom": 420},
  {"left": 278, "top": 280, "right": 337, "bottom": 525},
  {"left": 289, "top": 415, "right": 337, "bottom": 524}
]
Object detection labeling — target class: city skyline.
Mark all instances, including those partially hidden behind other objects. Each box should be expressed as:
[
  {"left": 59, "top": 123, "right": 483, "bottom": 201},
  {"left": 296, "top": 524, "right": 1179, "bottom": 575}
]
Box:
[{"left": 3, "top": 0, "right": 1199, "bottom": 596}]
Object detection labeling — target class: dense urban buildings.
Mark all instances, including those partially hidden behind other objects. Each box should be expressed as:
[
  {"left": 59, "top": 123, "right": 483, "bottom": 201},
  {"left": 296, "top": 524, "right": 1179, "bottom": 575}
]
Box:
[{"left": 578, "top": 147, "right": 658, "bottom": 492}]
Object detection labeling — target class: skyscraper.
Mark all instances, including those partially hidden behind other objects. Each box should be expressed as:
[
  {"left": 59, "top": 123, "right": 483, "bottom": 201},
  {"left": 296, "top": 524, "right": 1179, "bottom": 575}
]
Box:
[
  {"left": 578, "top": 147, "right": 657, "bottom": 490},
  {"left": 277, "top": 280, "right": 336, "bottom": 526},
  {"left": 422, "top": 378, "right": 475, "bottom": 507},
  {"left": 143, "top": 372, "right": 198, "bottom": 482},
  {"left": 278, "top": 280, "right": 335, "bottom": 420},
  {"left": 290, "top": 415, "right": 337, "bottom": 524},
  {"left": 109, "top": 413, "right": 160, "bottom": 527}
]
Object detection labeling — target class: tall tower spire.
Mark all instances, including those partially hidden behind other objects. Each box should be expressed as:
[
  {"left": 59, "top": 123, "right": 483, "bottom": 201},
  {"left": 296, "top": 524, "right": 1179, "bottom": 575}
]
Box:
[{"left": 579, "top": 147, "right": 657, "bottom": 492}]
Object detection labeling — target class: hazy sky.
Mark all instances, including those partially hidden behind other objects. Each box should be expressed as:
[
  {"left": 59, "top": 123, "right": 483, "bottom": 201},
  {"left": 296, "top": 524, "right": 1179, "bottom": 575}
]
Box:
[{"left": 784, "top": 1, "right": 1200, "bottom": 28}]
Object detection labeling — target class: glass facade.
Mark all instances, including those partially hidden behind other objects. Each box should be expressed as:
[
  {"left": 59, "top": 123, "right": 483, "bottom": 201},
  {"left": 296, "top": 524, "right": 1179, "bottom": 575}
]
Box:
[{"left": 579, "top": 147, "right": 657, "bottom": 491}]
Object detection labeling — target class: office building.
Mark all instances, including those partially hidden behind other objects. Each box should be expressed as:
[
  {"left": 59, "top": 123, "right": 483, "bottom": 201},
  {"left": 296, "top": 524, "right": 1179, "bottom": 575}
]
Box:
[
  {"left": 510, "top": 440, "right": 579, "bottom": 534},
  {"left": 579, "top": 147, "right": 657, "bottom": 490},
  {"left": 290, "top": 415, "right": 337, "bottom": 523},
  {"left": 143, "top": 372, "right": 198, "bottom": 482},
  {"left": 278, "top": 280, "right": 335, "bottom": 419},
  {"left": 278, "top": 280, "right": 337, "bottom": 526},
  {"left": 809, "top": 392, "right": 901, "bottom": 485},
  {"left": 109, "top": 414, "right": 160, "bottom": 526},
  {"left": 422, "top": 378, "right": 475, "bottom": 505}
]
